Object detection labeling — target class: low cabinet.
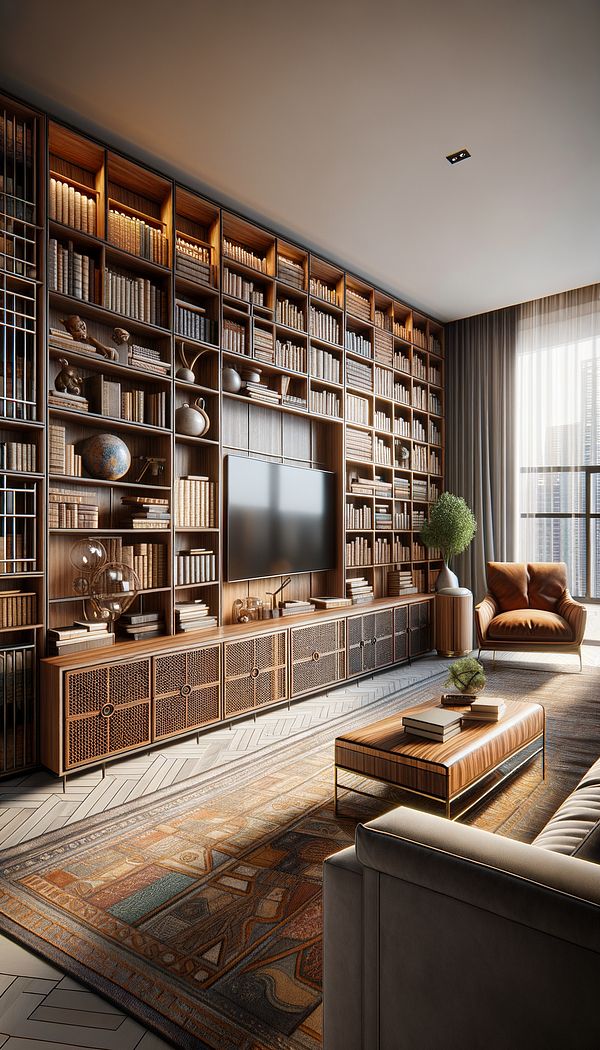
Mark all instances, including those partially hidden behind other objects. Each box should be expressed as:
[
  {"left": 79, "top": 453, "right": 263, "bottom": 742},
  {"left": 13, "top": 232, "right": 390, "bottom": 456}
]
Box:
[
  {"left": 63, "top": 658, "right": 152, "bottom": 770},
  {"left": 153, "top": 645, "right": 221, "bottom": 740},
  {"left": 290, "top": 619, "right": 346, "bottom": 697},
  {"left": 347, "top": 610, "right": 394, "bottom": 678},
  {"left": 223, "top": 630, "right": 287, "bottom": 717}
]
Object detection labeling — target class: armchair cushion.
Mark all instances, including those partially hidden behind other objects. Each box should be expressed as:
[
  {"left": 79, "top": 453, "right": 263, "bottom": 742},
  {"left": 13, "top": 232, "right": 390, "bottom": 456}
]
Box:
[
  {"left": 487, "top": 609, "right": 573, "bottom": 643},
  {"left": 527, "top": 562, "right": 568, "bottom": 611},
  {"left": 487, "top": 561, "right": 529, "bottom": 612}
]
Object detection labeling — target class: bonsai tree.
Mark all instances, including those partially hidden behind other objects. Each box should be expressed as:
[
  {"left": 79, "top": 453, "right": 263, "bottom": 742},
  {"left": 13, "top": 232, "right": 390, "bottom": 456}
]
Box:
[
  {"left": 446, "top": 657, "right": 486, "bottom": 695},
  {"left": 420, "top": 492, "right": 476, "bottom": 567}
]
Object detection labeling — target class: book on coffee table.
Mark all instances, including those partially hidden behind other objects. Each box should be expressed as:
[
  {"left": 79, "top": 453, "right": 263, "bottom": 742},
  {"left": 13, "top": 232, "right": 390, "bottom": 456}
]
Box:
[
  {"left": 462, "top": 699, "right": 506, "bottom": 723},
  {"left": 402, "top": 707, "right": 463, "bottom": 741}
]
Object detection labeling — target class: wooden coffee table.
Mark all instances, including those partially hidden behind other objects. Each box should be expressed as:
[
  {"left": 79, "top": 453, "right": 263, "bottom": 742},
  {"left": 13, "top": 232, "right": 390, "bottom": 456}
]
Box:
[{"left": 334, "top": 698, "right": 545, "bottom": 820}]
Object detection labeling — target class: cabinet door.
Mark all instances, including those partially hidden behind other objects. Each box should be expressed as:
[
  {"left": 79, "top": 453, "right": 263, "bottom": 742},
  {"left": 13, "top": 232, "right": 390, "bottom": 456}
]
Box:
[
  {"left": 409, "top": 601, "right": 432, "bottom": 657},
  {"left": 347, "top": 610, "right": 394, "bottom": 678},
  {"left": 224, "top": 631, "right": 287, "bottom": 717},
  {"left": 394, "top": 606, "right": 409, "bottom": 663},
  {"left": 64, "top": 658, "right": 151, "bottom": 770},
  {"left": 290, "top": 619, "right": 346, "bottom": 697},
  {"left": 153, "top": 644, "right": 221, "bottom": 740}
]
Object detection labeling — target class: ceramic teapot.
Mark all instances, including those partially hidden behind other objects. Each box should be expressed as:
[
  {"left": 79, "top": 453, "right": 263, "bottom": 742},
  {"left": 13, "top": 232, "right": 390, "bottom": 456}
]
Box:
[{"left": 175, "top": 397, "right": 210, "bottom": 437}]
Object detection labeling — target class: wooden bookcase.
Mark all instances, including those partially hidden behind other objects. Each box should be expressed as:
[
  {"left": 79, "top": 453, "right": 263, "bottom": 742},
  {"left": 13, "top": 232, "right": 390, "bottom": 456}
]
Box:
[{"left": 0, "top": 89, "right": 445, "bottom": 777}]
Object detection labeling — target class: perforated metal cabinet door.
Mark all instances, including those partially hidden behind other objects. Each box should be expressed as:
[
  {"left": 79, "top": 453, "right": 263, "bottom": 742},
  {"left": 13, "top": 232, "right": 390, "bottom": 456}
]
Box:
[
  {"left": 64, "top": 659, "right": 151, "bottom": 770},
  {"left": 290, "top": 619, "right": 346, "bottom": 697},
  {"left": 347, "top": 610, "right": 394, "bottom": 678},
  {"left": 153, "top": 644, "right": 221, "bottom": 740},
  {"left": 409, "top": 600, "right": 433, "bottom": 656},
  {"left": 394, "top": 605, "right": 409, "bottom": 663},
  {"left": 224, "top": 631, "right": 287, "bottom": 717}
]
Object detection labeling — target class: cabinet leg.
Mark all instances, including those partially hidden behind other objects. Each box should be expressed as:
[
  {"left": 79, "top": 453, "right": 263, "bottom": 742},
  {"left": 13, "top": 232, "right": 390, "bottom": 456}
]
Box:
[
  {"left": 62, "top": 775, "right": 66, "bottom": 794},
  {"left": 101, "top": 764, "right": 106, "bottom": 780}
]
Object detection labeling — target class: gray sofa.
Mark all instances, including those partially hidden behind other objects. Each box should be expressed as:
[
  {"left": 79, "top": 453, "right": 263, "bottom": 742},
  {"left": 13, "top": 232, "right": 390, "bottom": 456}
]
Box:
[{"left": 323, "top": 757, "right": 600, "bottom": 1049}]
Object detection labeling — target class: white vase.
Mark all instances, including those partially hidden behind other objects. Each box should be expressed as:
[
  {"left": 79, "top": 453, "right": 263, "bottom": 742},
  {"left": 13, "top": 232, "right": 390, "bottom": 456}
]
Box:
[{"left": 436, "top": 561, "right": 459, "bottom": 591}]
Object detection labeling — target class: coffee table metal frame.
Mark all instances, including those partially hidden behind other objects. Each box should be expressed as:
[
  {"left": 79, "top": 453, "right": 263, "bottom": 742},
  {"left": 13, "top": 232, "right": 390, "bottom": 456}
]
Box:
[{"left": 334, "top": 706, "right": 545, "bottom": 821}]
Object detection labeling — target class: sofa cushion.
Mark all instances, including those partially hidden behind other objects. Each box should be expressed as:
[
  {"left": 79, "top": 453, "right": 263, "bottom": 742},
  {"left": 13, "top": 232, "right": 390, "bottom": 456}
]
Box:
[
  {"left": 527, "top": 562, "right": 568, "bottom": 612},
  {"left": 487, "top": 609, "right": 574, "bottom": 642},
  {"left": 533, "top": 757, "right": 600, "bottom": 859},
  {"left": 487, "top": 562, "right": 529, "bottom": 612}
]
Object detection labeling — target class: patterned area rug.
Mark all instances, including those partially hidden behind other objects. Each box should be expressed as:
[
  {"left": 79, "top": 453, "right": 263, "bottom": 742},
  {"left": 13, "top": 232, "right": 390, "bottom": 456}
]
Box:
[{"left": 0, "top": 663, "right": 598, "bottom": 1049}]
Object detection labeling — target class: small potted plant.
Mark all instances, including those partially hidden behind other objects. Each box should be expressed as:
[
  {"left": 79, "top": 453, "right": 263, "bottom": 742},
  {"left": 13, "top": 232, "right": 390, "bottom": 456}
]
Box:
[
  {"left": 420, "top": 491, "right": 476, "bottom": 591},
  {"left": 444, "top": 657, "right": 486, "bottom": 704}
]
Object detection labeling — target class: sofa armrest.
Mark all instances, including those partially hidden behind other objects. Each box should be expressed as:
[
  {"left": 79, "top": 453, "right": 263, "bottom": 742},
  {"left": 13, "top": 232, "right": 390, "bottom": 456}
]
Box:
[
  {"left": 558, "top": 590, "right": 587, "bottom": 645},
  {"left": 474, "top": 593, "right": 497, "bottom": 645},
  {"left": 323, "top": 847, "right": 363, "bottom": 1050}
]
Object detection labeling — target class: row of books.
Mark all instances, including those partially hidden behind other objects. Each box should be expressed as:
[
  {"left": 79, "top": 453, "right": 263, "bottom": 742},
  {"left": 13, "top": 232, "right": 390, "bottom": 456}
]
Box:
[
  {"left": 48, "top": 488, "right": 98, "bottom": 529},
  {"left": 392, "top": 542, "right": 411, "bottom": 562},
  {"left": 275, "top": 339, "right": 305, "bottom": 373},
  {"left": 108, "top": 208, "right": 169, "bottom": 265},
  {"left": 174, "top": 476, "right": 216, "bottom": 529},
  {"left": 311, "top": 388, "right": 340, "bottom": 418},
  {"left": 346, "top": 358, "right": 371, "bottom": 393},
  {"left": 374, "top": 309, "right": 393, "bottom": 333},
  {"left": 395, "top": 503, "right": 410, "bottom": 529},
  {"left": 223, "top": 237, "right": 267, "bottom": 273},
  {"left": 395, "top": 349, "right": 410, "bottom": 372},
  {"left": 412, "top": 327, "right": 427, "bottom": 349},
  {"left": 223, "top": 266, "right": 264, "bottom": 304},
  {"left": 346, "top": 502, "right": 372, "bottom": 529},
  {"left": 121, "top": 541, "right": 167, "bottom": 589},
  {"left": 374, "top": 436, "right": 392, "bottom": 466},
  {"left": 430, "top": 422, "right": 442, "bottom": 445},
  {"left": 374, "top": 328, "right": 394, "bottom": 367},
  {"left": 128, "top": 343, "right": 171, "bottom": 376},
  {"left": 412, "top": 542, "right": 427, "bottom": 560},
  {"left": 374, "top": 366, "right": 394, "bottom": 399},
  {"left": 429, "top": 365, "right": 442, "bottom": 386},
  {"left": 346, "top": 427, "right": 372, "bottom": 462},
  {"left": 175, "top": 303, "right": 217, "bottom": 344},
  {"left": 393, "top": 320, "right": 410, "bottom": 340},
  {"left": 175, "top": 548, "right": 217, "bottom": 585},
  {"left": 413, "top": 419, "right": 427, "bottom": 442},
  {"left": 412, "top": 386, "right": 428, "bottom": 410},
  {"left": 0, "top": 533, "right": 33, "bottom": 574},
  {"left": 104, "top": 269, "right": 164, "bottom": 326},
  {"left": 346, "top": 393, "right": 369, "bottom": 425},
  {"left": 395, "top": 381, "right": 410, "bottom": 405},
  {"left": 48, "top": 239, "right": 96, "bottom": 301},
  {"left": 49, "top": 176, "right": 97, "bottom": 233},
  {"left": 346, "top": 287, "right": 371, "bottom": 322},
  {"left": 310, "top": 306, "right": 340, "bottom": 345},
  {"left": 223, "top": 319, "right": 246, "bottom": 355},
  {"left": 277, "top": 254, "right": 304, "bottom": 288},
  {"left": 84, "top": 374, "right": 167, "bottom": 427},
  {"left": 412, "top": 355, "right": 428, "bottom": 380},
  {"left": 176, "top": 599, "right": 217, "bottom": 633},
  {"left": 395, "top": 416, "right": 410, "bottom": 437},
  {"left": 0, "top": 440, "right": 36, "bottom": 472},
  {"left": 413, "top": 509, "right": 426, "bottom": 528},
  {"left": 121, "top": 495, "right": 170, "bottom": 530},
  {"left": 346, "top": 537, "right": 372, "bottom": 567},
  {"left": 276, "top": 298, "right": 305, "bottom": 331},
  {"left": 373, "top": 537, "right": 392, "bottom": 563},
  {"left": 309, "top": 345, "right": 340, "bottom": 384},
  {"left": 430, "top": 392, "right": 442, "bottom": 414},
  {"left": 0, "top": 590, "right": 36, "bottom": 628},
  {"left": 346, "top": 576, "right": 374, "bottom": 604},
  {"left": 49, "top": 425, "right": 81, "bottom": 476},
  {"left": 374, "top": 409, "right": 392, "bottom": 431},
  {"left": 47, "top": 620, "right": 113, "bottom": 656},
  {"left": 346, "top": 330, "right": 372, "bottom": 359},
  {"left": 310, "top": 276, "right": 339, "bottom": 306}
]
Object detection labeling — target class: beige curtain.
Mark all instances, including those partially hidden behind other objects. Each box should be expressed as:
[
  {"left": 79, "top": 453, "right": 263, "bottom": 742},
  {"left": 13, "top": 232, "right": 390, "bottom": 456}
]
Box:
[{"left": 446, "top": 307, "right": 518, "bottom": 600}]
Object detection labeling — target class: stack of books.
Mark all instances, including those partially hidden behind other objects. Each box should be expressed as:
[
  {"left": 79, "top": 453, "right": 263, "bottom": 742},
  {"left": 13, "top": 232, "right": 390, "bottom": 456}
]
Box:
[
  {"left": 49, "top": 489, "right": 98, "bottom": 529},
  {"left": 279, "top": 600, "right": 315, "bottom": 617},
  {"left": 346, "top": 428, "right": 373, "bottom": 463},
  {"left": 462, "top": 698, "right": 507, "bottom": 724},
  {"left": 118, "top": 611, "right": 164, "bottom": 641},
  {"left": 128, "top": 344, "right": 170, "bottom": 376},
  {"left": 121, "top": 495, "right": 170, "bottom": 529},
  {"left": 349, "top": 476, "right": 393, "bottom": 498},
  {"left": 277, "top": 254, "right": 304, "bottom": 289},
  {"left": 311, "top": 596, "right": 352, "bottom": 609},
  {"left": 47, "top": 621, "right": 114, "bottom": 656},
  {"left": 176, "top": 235, "right": 213, "bottom": 286},
  {"left": 175, "top": 600, "right": 217, "bottom": 633},
  {"left": 346, "top": 287, "right": 371, "bottom": 322},
  {"left": 387, "top": 570, "right": 418, "bottom": 596},
  {"left": 375, "top": 504, "right": 393, "bottom": 530},
  {"left": 346, "top": 577, "right": 374, "bottom": 604},
  {"left": 254, "top": 326, "right": 274, "bottom": 362},
  {"left": 48, "top": 389, "right": 89, "bottom": 412},
  {"left": 402, "top": 707, "right": 463, "bottom": 742},
  {"left": 245, "top": 381, "right": 281, "bottom": 405}
]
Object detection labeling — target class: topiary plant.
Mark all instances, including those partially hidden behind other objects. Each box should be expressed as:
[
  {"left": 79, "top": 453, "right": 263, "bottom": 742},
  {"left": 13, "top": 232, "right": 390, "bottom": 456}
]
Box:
[
  {"left": 445, "top": 657, "right": 486, "bottom": 695},
  {"left": 420, "top": 492, "right": 476, "bottom": 565}
]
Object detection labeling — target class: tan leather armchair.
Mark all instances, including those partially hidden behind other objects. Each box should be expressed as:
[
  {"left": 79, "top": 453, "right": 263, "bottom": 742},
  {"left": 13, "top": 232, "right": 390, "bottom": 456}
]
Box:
[{"left": 475, "top": 561, "right": 586, "bottom": 670}]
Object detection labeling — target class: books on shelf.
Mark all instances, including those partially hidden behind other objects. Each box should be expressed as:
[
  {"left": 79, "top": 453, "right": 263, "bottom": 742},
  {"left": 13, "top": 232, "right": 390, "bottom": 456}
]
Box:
[
  {"left": 374, "top": 365, "right": 393, "bottom": 398},
  {"left": 49, "top": 177, "right": 97, "bottom": 234},
  {"left": 0, "top": 440, "right": 36, "bottom": 472},
  {"left": 122, "top": 541, "right": 167, "bottom": 589},
  {"left": 121, "top": 495, "right": 170, "bottom": 530},
  {"left": 104, "top": 268, "right": 165, "bottom": 326},
  {"left": 346, "top": 393, "right": 369, "bottom": 425},
  {"left": 374, "top": 408, "right": 391, "bottom": 431},
  {"left": 48, "top": 239, "right": 96, "bottom": 301},
  {"left": 346, "top": 501, "right": 372, "bottom": 529},
  {"left": 0, "top": 591, "right": 37, "bottom": 628},
  {"left": 311, "top": 388, "right": 340, "bottom": 418},
  {"left": 275, "top": 338, "right": 305, "bottom": 373},
  {"left": 310, "top": 596, "right": 352, "bottom": 609},
  {"left": 175, "top": 600, "right": 217, "bottom": 633},
  {"left": 310, "top": 305, "right": 340, "bottom": 344},
  {"left": 108, "top": 207, "right": 168, "bottom": 265},
  {"left": 277, "top": 254, "right": 304, "bottom": 289},
  {"left": 309, "top": 345, "right": 340, "bottom": 384},
  {"left": 175, "top": 301, "right": 217, "bottom": 344},
  {"left": 118, "top": 611, "right": 164, "bottom": 641},
  {"left": 223, "top": 237, "right": 267, "bottom": 274},
  {"left": 346, "top": 357, "right": 372, "bottom": 393},
  {"left": 346, "top": 287, "right": 371, "bottom": 322},
  {"left": 387, "top": 570, "right": 418, "bottom": 596},
  {"left": 128, "top": 343, "right": 170, "bottom": 375},
  {"left": 48, "top": 389, "right": 89, "bottom": 412},
  {"left": 223, "top": 266, "right": 264, "bottom": 304},
  {"left": 346, "top": 427, "right": 372, "bottom": 463},
  {"left": 279, "top": 600, "right": 315, "bottom": 616},
  {"left": 174, "top": 476, "right": 216, "bottom": 528},
  {"left": 47, "top": 622, "right": 113, "bottom": 656},
  {"left": 349, "top": 476, "right": 392, "bottom": 497},
  {"left": 402, "top": 707, "right": 462, "bottom": 742},
  {"left": 345, "top": 329, "right": 372, "bottom": 359},
  {"left": 253, "top": 325, "right": 274, "bottom": 361},
  {"left": 310, "top": 276, "right": 339, "bottom": 306},
  {"left": 393, "top": 319, "right": 410, "bottom": 341},
  {"left": 374, "top": 309, "right": 392, "bottom": 333},
  {"left": 346, "top": 576, "right": 374, "bottom": 603},
  {"left": 175, "top": 548, "right": 216, "bottom": 585},
  {"left": 48, "top": 488, "right": 98, "bottom": 529},
  {"left": 244, "top": 381, "right": 281, "bottom": 405},
  {"left": 276, "top": 298, "right": 305, "bottom": 331}
]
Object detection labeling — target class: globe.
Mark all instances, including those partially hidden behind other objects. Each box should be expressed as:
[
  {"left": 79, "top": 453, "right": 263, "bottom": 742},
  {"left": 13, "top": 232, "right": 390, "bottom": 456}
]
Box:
[{"left": 80, "top": 433, "right": 131, "bottom": 480}]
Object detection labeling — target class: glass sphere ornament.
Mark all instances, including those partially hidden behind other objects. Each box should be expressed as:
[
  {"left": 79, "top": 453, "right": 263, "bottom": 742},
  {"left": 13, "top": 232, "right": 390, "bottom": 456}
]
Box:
[
  {"left": 70, "top": 538, "right": 106, "bottom": 596},
  {"left": 89, "top": 562, "right": 140, "bottom": 628}
]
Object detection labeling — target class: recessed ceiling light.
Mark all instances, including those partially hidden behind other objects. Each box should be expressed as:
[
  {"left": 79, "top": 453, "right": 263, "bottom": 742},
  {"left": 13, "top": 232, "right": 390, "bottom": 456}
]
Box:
[{"left": 446, "top": 148, "right": 471, "bottom": 165}]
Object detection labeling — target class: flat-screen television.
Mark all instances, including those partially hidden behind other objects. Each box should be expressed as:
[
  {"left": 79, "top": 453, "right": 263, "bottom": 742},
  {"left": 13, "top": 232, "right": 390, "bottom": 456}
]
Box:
[{"left": 226, "top": 455, "right": 337, "bottom": 582}]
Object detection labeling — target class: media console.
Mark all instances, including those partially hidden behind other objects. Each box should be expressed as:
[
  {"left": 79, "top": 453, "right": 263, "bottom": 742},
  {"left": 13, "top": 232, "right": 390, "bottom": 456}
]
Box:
[{"left": 41, "top": 595, "right": 434, "bottom": 782}]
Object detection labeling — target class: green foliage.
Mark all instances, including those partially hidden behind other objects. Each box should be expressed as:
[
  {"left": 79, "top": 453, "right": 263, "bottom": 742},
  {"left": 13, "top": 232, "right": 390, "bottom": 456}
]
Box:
[
  {"left": 445, "top": 657, "right": 486, "bottom": 694},
  {"left": 420, "top": 492, "right": 476, "bottom": 563}
]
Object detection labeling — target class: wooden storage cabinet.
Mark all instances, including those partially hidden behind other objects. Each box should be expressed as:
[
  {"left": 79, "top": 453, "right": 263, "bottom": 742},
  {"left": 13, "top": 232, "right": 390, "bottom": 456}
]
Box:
[
  {"left": 347, "top": 610, "right": 394, "bottom": 678},
  {"left": 409, "top": 601, "right": 433, "bottom": 657},
  {"left": 153, "top": 645, "right": 221, "bottom": 740},
  {"left": 223, "top": 630, "right": 287, "bottom": 717},
  {"left": 64, "top": 659, "right": 151, "bottom": 770},
  {"left": 290, "top": 619, "right": 346, "bottom": 697}
]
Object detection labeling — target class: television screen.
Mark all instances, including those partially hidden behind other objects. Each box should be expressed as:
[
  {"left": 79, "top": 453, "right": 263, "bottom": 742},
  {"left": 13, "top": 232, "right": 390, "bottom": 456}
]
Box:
[{"left": 226, "top": 455, "right": 337, "bottom": 582}]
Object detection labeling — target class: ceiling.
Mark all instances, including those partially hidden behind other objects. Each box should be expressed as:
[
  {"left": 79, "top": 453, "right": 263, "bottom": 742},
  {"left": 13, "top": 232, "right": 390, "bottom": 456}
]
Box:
[{"left": 1, "top": 0, "right": 598, "bottom": 321}]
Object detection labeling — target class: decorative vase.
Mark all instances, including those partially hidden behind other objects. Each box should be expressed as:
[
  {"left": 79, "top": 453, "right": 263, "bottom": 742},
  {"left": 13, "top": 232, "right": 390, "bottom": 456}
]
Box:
[
  {"left": 175, "top": 398, "right": 210, "bottom": 437},
  {"left": 176, "top": 366, "right": 196, "bottom": 383},
  {"left": 79, "top": 433, "right": 131, "bottom": 480},
  {"left": 222, "top": 365, "right": 242, "bottom": 393},
  {"left": 436, "top": 561, "right": 459, "bottom": 592}
]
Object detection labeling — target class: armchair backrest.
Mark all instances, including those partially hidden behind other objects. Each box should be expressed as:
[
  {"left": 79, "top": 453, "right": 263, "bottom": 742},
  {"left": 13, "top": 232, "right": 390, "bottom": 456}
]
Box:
[{"left": 486, "top": 561, "right": 569, "bottom": 612}]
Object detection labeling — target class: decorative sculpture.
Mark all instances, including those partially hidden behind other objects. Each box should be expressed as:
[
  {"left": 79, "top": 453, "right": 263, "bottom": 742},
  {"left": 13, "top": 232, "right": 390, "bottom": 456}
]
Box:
[
  {"left": 54, "top": 358, "right": 83, "bottom": 396},
  {"left": 175, "top": 339, "right": 208, "bottom": 382},
  {"left": 61, "top": 315, "right": 119, "bottom": 362}
]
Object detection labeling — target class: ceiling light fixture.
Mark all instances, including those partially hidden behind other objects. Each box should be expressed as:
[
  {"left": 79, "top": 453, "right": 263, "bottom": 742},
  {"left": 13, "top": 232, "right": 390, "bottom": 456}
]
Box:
[{"left": 446, "top": 148, "right": 471, "bottom": 165}]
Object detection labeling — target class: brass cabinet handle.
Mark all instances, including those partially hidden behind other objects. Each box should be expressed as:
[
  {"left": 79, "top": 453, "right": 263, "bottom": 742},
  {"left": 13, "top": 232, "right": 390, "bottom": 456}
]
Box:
[
  {"left": 251, "top": 667, "right": 260, "bottom": 678},
  {"left": 312, "top": 651, "right": 321, "bottom": 662},
  {"left": 180, "top": 683, "right": 192, "bottom": 697}
]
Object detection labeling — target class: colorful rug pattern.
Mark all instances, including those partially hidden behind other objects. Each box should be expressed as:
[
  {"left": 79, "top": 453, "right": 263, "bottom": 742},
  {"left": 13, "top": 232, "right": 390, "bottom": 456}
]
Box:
[{"left": 0, "top": 664, "right": 598, "bottom": 1048}]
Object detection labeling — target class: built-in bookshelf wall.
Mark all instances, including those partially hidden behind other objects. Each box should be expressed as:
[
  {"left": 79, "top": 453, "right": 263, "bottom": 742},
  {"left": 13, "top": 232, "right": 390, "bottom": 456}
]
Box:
[{"left": 0, "top": 89, "right": 445, "bottom": 772}]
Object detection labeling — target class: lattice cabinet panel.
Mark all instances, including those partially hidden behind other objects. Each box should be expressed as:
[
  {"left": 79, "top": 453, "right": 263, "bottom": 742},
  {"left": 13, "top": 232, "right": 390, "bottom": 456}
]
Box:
[
  {"left": 153, "top": 644, "right": 221, "bottom": 739},
  {"left": 394, "top": 605, "right": 409, "bottom": 664},
  {"left": 224, "top": 630, "right": 287, "bottom": 717},
  {"left": 347, "top": 610, "right": 394, "bottom": 678},
  {"left": 409, "top": 600, "right": 433, "bottom": 657},
  {"left": 290, "top": 619, "right": 346, "bottom": 697},
  {"left": 64, "top": 658, "right": 151, "bottom": 769}
]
